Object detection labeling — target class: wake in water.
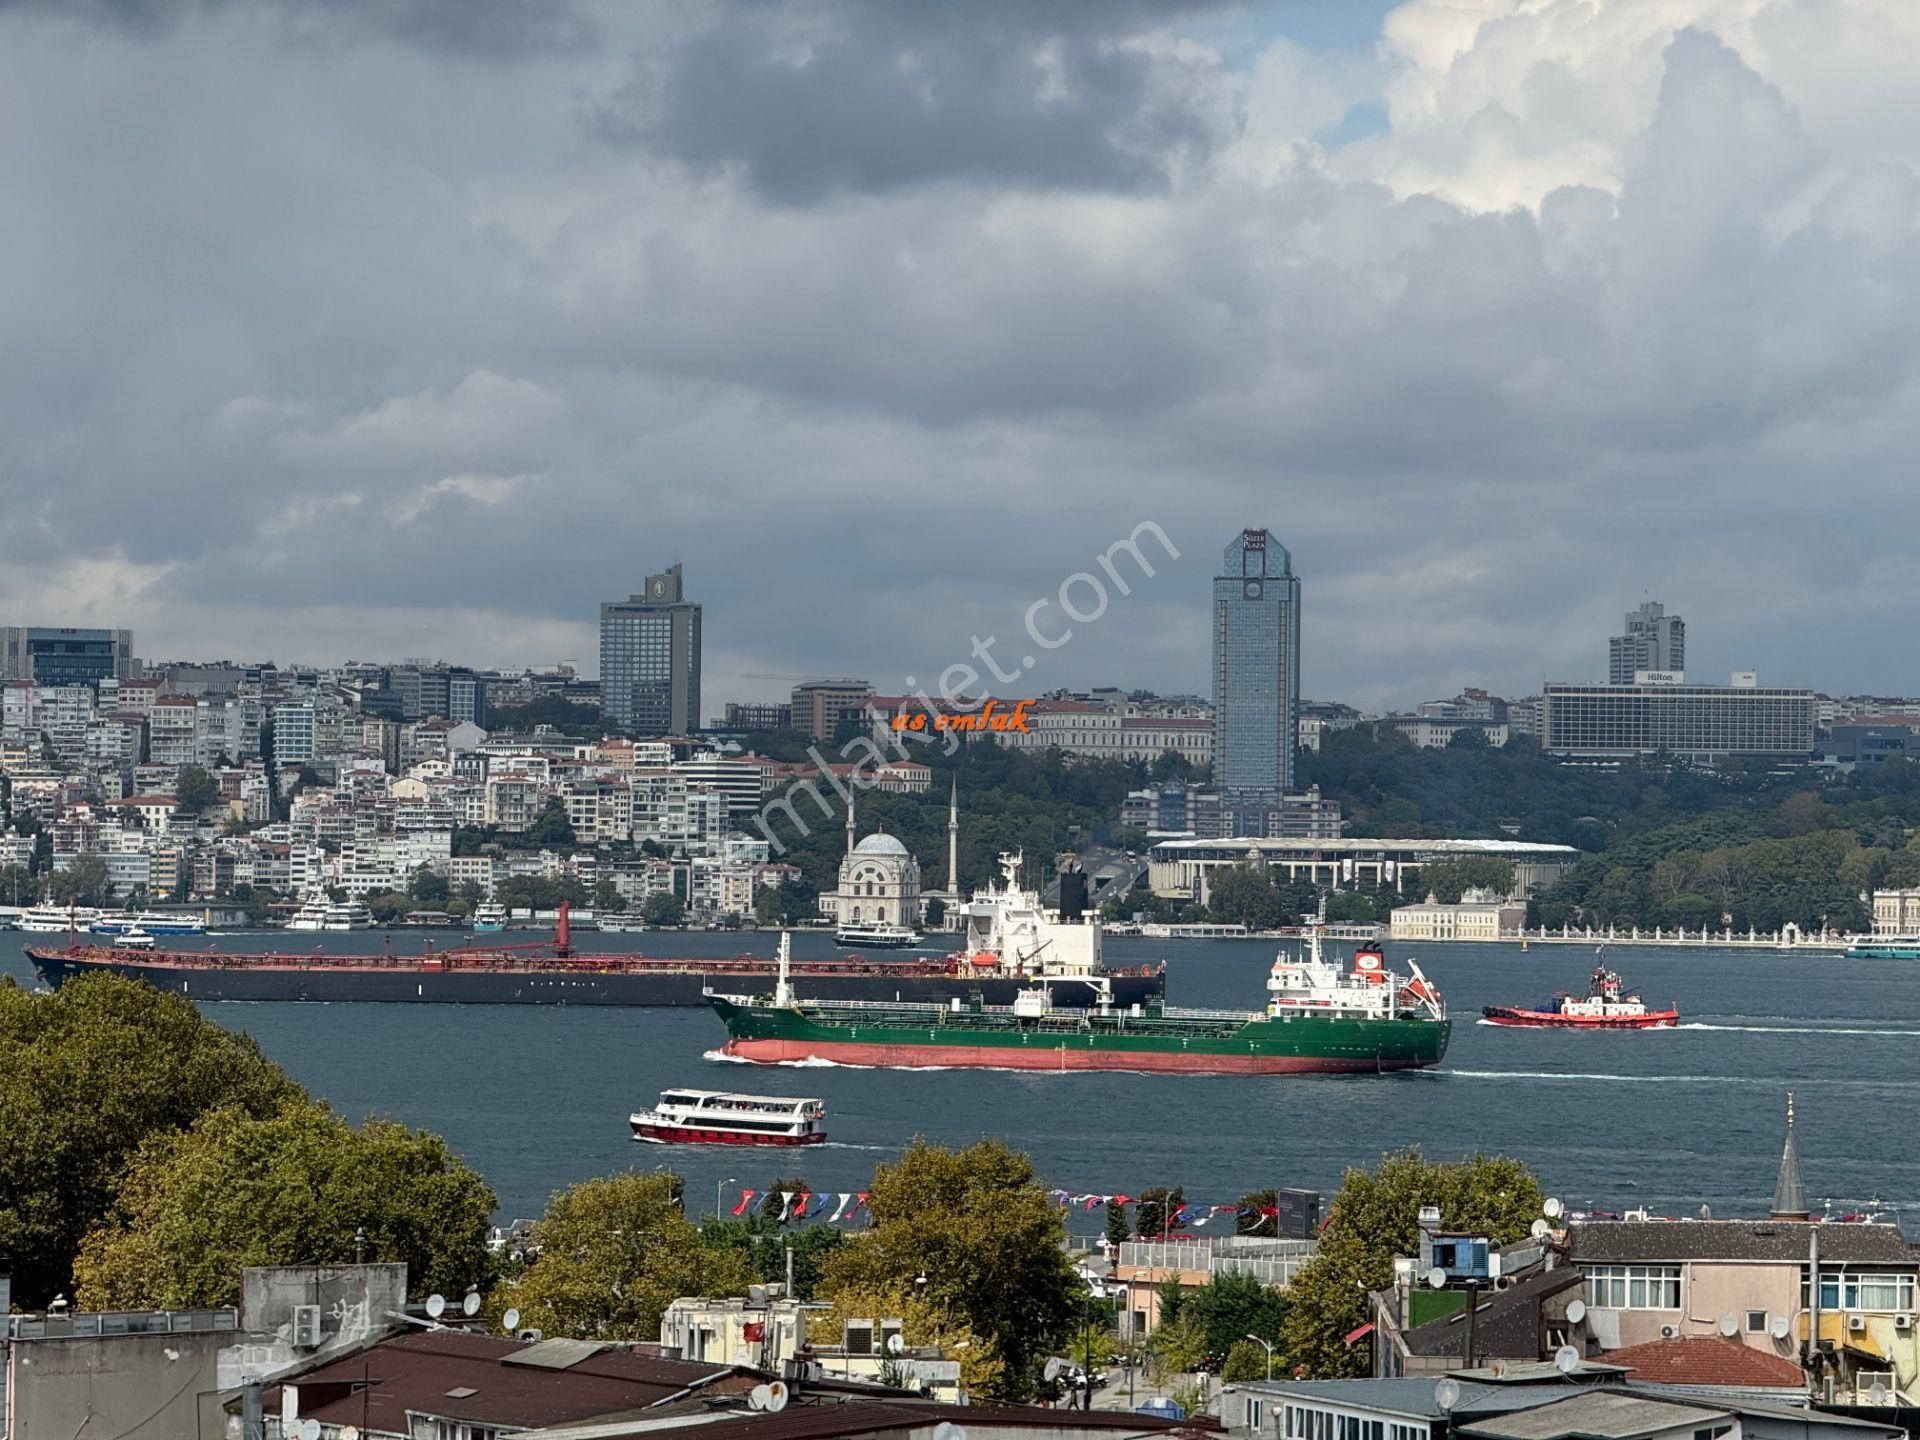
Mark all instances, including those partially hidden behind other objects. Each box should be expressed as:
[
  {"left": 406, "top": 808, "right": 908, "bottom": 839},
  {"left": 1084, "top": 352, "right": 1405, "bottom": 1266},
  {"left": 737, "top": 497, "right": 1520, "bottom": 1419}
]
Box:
[{"left": 1677, "top": 1021, "right": 1920, "bottom": 1037}]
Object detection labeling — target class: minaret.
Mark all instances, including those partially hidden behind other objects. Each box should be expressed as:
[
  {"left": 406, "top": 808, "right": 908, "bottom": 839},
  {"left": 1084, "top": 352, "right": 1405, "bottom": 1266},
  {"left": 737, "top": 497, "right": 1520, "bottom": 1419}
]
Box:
[
  {"left": 946, "top": 779, "right": 959, "bottom": 901},
  {"left": 1772, "top": 1091, "right": 1810, "bottom": 1220},
  {"left": 845, "top": 792, "right": 856, "bottom": 860}
]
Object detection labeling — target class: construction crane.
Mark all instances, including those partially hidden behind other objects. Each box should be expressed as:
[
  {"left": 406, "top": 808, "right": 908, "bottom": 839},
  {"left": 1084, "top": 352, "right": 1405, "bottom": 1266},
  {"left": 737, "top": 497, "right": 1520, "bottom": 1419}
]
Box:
[{"left": 739, "top": 673, "right": 869, "bottom": 685}]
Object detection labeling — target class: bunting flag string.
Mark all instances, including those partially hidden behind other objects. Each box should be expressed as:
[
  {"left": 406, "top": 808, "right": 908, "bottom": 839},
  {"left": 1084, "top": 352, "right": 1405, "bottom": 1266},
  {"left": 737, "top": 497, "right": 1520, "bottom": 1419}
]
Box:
[{"left": 720, "top": 1184, "right": 1283, "bottom": 1228}]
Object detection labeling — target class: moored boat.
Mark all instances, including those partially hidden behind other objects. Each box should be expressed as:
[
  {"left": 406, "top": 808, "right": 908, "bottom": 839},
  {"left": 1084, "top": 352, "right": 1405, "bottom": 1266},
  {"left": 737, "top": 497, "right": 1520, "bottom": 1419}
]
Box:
[
  {"left": 1482, "top": 962, "right": 1678, "bottom": 1029},
  {"left": 322, "top": 900, "right": 374, "bottom": 932},
  {"left": 1845, "top": 937, "right": 1920, "bottom": 960},
  {"left": 832, "top": 921, "right": 921, "bottom": 949},
  {"left": 18, "top": 905, "right": 100, "bottom": 933},
  {"left": 284, "top": 896, "right": 330, "bottom": 931},
  {"left": 629, "top": 1089, "right": 826, "bottom": 1146},
  {"left": 472, "top": 902, "right": 508, "bottom": 933},
  {"left": 706, "top": 929, "right": 1450, "bottom": 1075}
]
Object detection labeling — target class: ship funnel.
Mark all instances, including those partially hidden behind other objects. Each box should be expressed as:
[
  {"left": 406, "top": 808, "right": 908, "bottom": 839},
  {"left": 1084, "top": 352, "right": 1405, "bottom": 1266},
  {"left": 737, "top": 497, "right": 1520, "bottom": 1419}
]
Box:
[{"left": 556, "top": 901, "right": 572, "bottom": 957}]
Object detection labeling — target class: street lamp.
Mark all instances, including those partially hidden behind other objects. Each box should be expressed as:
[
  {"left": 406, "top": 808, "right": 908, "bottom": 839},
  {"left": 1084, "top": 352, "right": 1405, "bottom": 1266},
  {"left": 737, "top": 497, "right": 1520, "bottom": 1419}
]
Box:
[
  {"left": 717, "top": 1176, "right": 735, "bottom": 1223},
  {"left": 1245, "top": 1333, "right": 1276, "bottom": 1381}
]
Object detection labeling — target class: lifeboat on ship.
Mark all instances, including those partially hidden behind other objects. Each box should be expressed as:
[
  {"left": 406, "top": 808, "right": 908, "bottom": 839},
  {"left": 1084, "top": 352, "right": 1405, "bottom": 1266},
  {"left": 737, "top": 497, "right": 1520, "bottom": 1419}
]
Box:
[{"left": 1482, "top": 962, "right": 1678, "bottom": 1029}]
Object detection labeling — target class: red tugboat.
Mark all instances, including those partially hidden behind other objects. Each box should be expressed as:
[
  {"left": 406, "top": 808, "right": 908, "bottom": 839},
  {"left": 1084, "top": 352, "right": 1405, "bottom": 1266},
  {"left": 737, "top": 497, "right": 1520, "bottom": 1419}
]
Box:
[{"left": 1482, "top": 961, "right": 1678, "bottom": 1029}]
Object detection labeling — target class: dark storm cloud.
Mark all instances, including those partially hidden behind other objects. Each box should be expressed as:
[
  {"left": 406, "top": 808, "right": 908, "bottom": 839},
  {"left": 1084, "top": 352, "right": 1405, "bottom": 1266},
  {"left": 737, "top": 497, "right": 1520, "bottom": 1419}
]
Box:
[
  {"left": 597, "top": 0, "right": 1237, "bottom": 201},
  {"left": 0, "top": 0, "right": 594, "bottom": 57}
]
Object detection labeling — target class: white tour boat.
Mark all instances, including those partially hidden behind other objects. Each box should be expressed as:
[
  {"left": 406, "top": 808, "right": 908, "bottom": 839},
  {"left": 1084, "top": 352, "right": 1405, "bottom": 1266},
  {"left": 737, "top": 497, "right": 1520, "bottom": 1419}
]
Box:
[
  {"left": 629, "top": 1089, "right": 827, "bottom": 1147},
  {"left": 833, "top": 920, "right": 922, "bottom": 949}
]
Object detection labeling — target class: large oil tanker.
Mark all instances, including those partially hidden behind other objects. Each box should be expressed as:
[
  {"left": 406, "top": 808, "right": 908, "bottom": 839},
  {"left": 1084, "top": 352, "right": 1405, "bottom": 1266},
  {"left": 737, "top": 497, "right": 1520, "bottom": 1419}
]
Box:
[
  {"left": 709, "top": 928, "right": 1450, "bottom": 1075},
  {"left": 26, "top": 856, "right": 1161, "bottom": 1010}
]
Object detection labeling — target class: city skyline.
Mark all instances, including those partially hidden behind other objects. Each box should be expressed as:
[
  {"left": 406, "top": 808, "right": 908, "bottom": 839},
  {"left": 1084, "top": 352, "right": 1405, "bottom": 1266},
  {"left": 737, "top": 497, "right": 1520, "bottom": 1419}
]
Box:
[{"left": 4, "top": 5, "right": 1920, "bottom": 710}]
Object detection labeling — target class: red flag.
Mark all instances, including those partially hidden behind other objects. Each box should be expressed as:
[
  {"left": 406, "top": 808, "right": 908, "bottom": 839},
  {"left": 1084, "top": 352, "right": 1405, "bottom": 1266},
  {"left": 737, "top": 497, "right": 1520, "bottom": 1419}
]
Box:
[{"left": 732, "top": 1189, "right": 756, "bottom": 1217}]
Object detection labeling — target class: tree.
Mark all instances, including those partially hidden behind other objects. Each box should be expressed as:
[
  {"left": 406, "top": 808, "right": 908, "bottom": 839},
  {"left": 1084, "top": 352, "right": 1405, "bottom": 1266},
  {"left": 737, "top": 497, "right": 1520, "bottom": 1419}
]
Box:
[
  {"left": 1187, "top": 1270, "right": 1289, "bottom": 1360},
  {"left": 506, "top": 1171, "right": 752, "bottom": 1341},
  {"left": 1323, "top": 891, "right": 1376, "bottom": 924},
  {"left": 47, "top": 852, "right": 112, "bottom": 907},
  {"left": 175, "top": 765, "right": 220, "bottom": 815},
  {"left": 818, "top": 1139, "right": 1080, "bottom": 1402},
  {"left": 73, "top": 1099, "right": 497, "bottom": 1309},
  {"left": 1418, "top": 856, "right": 1516, "bottom": 904},
  {"left": 409, "top": 867, "right": 450, "bottom": 905},
  {"left": 0, "top": 974, "right": 303, "bottom": 1306},
  {"left": 1205, "top": 864, "right": 1284, "bottom": 929},
  {"left": 1281, "top": 1149, "right": 1543, "bottom": 1377},
  {"left": 526, "top": 799, "right": 575, "bottom": 848},
  {"left": 1147, "top": 1309, "right": 1207, "bottom": 1381},
  {"left": 702, "top": 1216, "right": 847, "bottom": 1301},
  {"left": 593, "top": 878, "right": 627, "bottom": 914},
  {"left": 642, "top": 892, "right": 687, "bottom": 926},
  {"left": 1134, "top": 1185, "right": 1185, "bottom": 1240},
  {"left": 1237, "top": 1189, "right": 1276, "bottom": 1237},
  {"left": 923, "top": 895, "right": 947, "bottom": 929},
  {"left": 0, "top": 864, "right": 35, "bottom": 906},
  {"left": 1222, "top": 1338, "right": 1271, "bottom": 1383},
  {"left": 754, "top": 878, "right": 815, "bottom": 926},
  {"left": 1105, "top": 1197, "right": 1132, "bottom": 1248}
]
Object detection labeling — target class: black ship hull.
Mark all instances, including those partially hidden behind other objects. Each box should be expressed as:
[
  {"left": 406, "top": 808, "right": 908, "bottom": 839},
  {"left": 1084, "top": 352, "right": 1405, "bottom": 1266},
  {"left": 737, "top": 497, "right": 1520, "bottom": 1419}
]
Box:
[{"left": 26, "top": 951, "right": 1165, "bottom": 1009}]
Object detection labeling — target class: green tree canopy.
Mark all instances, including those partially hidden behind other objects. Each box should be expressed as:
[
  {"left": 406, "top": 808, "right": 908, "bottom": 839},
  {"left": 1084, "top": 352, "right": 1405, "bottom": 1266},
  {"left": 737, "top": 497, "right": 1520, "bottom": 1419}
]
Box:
[
  {"left": 1206, "top": 863, "right": 1285, "bottom": 929},
  {"left": 526, "top": 799, "right": 576, "bottom": 848},
  {"left": 642, "top": 892, "right": 687, "bottom": 926},
  {"left": 175, "top": 765, "right": 221, "bottom": 814},
  {"left": 1105, "top": 1196, "right": 1133, "bottom": 1248},
  {"left": 73, "top": 1099, "right": 496, "bottom": 1309},
  {"left": 1418, "top": 856, "right": 1516, "bottom": 904},
  {"left": 0, "top": 974, "right": 303, "bottom": 1306},
  {"left": 507, "top": 1171, "right": 752, "bottom": 1341},
  {"left": 1222, "top": 1338, "right": 1272, "bottom": 1383},
  {"left": 47, "top": 852, "right": 112, "bottom": 907},
  {"left": 1187, "top": 1270, "right": 1289, "bottom": 1361},
  {"left": 1282, "top": 1149, "right": 1543, "bottom": 1377},
  {"left": 818, "top": 1139, "right": 1080, "bottom": 1402},
  {"left": 593, "top": 878, "right": 627, "bottom": 914},
  {"left": 702, "top": 1216, "right": 846, "bottom": 1301},
  {"left": 409, "top": 867, "right": 450, "bottom": 905},
  {"left": 754, "top": 878, "right": 815, "bottom": 926}
]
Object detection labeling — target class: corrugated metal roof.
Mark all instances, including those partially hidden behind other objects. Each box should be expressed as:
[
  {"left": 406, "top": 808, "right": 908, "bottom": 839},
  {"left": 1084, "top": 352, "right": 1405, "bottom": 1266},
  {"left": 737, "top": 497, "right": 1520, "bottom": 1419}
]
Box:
[{"left": 1457, "top": 1391, "right": 1725, "bottom": 1440}]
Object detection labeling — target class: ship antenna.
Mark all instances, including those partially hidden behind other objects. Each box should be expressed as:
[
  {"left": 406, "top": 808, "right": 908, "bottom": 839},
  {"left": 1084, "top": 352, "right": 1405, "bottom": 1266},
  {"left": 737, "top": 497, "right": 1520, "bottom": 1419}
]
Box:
[{"left": 775, "top": 931, "right": 793, "bottom": 1008}]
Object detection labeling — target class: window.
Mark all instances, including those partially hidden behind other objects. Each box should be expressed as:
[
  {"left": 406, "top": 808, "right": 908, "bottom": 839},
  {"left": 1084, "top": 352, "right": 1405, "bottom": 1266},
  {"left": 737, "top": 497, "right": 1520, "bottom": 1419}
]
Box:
[
  {"left": 1248, "top": 1399, "right": 1265, "bottom": 1431},
  {"left": 1584, "top": 1265, "right": 1681, "bottom": 1310},
  {"left": 1746, "top": 1310, "right": 1768, "bottom": 1333},
  {"left": 1815, "top": 1273, "right": 1917, "bottom": 1313}
]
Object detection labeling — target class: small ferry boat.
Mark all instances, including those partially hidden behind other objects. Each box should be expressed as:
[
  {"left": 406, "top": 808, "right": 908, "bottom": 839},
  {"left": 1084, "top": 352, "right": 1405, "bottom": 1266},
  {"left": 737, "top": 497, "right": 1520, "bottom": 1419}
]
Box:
[
  {"left": 117, "top": 928, "right": 156, "bottom": 950},
  {"left": 472, "top": 902, "right": 509, "bottom": 933},
  {"left": 629, "top": 1089, "right": 826, "bottom": 1146},
  {"left": 17, "top": 905, "right": 101, "bottom": 933},
  {"left": 132, "top": 910, "right": 207, "bottom": 936},
  {"left": 284, "top": 895, "right": 331, "bottom": 931},
  {"left": 833, "top": 921, "right": 921, "bottom": 949},
  {"left": 1845, "top": 937, "right": 1920, "bottom": 960},
  {"left": 1482, "top": 963, "right": 1678, "bottom": 1029},
  {"left": 323, "top": 900, "right": 374, "bottom": 932}
]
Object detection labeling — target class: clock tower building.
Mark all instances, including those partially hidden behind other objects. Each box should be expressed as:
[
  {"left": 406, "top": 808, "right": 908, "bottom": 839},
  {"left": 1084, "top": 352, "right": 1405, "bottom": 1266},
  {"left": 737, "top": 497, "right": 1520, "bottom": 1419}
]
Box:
[{"left": 599, "top": 563, "right": 703, "bottom": 736}]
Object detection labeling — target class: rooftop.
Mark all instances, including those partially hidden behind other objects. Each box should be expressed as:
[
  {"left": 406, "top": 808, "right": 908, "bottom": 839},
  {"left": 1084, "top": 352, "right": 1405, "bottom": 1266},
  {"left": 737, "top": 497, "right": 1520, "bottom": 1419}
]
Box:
[
  {"left": 1151, "top": 837, "right": 1579, "bottom": 857},
  {"left": 1398, "top": 1269, "right": 1586, "bottom": 1359},
  {"left": 1457, "top": 1391, "right": 1728, "bottom": 1440},
  {"left": 1566, "top": 1220, "right": 1914, "bottom": 1265},
  {"left": 1605, "top": 1338, "right": 1804, "bottom": 1390}
]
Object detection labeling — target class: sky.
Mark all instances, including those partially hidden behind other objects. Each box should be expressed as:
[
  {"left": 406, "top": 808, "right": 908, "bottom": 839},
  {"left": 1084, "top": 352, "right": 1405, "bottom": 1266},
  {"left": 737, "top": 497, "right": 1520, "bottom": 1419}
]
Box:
[{"left": 3, "top": 0, "right": 1919, "bottom": 713}]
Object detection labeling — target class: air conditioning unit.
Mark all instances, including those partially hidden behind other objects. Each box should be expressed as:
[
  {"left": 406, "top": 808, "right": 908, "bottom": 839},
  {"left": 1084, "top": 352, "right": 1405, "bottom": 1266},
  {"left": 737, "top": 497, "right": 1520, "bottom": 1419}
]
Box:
[
  {"left": 1894, "top": 1314, "right": 1914, "bottom": 1331},
  {"left": 1847, "top": 1315, "right": 1868, "bottom": 1333},
  {"left": 291, "top": 1305, "right": 323, "bottom": 1349},
  {"left": 1659, "top": 1325, "right": 1680, "bottom": 1339}
]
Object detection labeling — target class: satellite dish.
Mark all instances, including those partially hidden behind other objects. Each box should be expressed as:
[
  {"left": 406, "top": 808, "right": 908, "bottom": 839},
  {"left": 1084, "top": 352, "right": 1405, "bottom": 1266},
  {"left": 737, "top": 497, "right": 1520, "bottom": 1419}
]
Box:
[
  {"left": 1427, "top": 1268, "right": 1448, "bottom": 1290},
  {"left": 1044, "top": 1357, "right": 1067, "bottom": 1383},
  {"left": 1770, "top": 1315, "right": 1789, "bottom": 1341},
  {"left": 765, "top": 1380, "right": 789, "bottom": 1413},
  {"left": 886, "top": 1333, "right": 906, "bottom": 1355},
  {"left": 463, "top": 1290, "right": 482, "bottom": 1318},
  {"left": 933, "top": 1425, "right": 967, "bottom": 1440},
  {"left": 1718, "top": 1313, "right": 1739, "bottom": 1338},
  {"left": 749, "top": 1385, "right": 772, "bottom": 1411},
  {"left": 1543, "top": 1197, "right": 1564, "bottom": 1219},
  {"left": 297, "top": 1422, "right": 322, "bottom": 1440},
  {"left": 1435, "top": 1379, "right": 1462, "bottom": 1412},
  {"left": 1567, "top": 1299, "right": 1587, "bottom": 1324},
  {"left": 341, "top": 1429, "right": 361, "bottom": 1440},
  {"left": 1530, "top": 1219, "right": 1550, "bottom": 1239},
  {"left": 425, "top": 1293, "right": 447, "bottom": 1320},
  {"left": 1554, "top": 1346, "right": 1580, "bottom": 1374},
  {"left": 502, "top": 1308, "right": 521, "bottom": 1334}
]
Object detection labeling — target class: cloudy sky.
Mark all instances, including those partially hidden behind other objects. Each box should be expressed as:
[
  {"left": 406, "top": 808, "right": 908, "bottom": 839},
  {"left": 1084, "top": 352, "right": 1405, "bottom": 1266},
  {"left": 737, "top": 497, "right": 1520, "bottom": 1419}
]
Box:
[{"left": 3, "top": 0, "right": 1918, "bottom": 712}]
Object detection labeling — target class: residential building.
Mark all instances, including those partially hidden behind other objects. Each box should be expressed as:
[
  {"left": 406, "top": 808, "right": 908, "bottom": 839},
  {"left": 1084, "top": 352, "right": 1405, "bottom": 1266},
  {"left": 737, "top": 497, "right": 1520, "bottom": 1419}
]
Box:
[
  {"left": 1610, "top": 601, "right": 1686, "bottom": 685},
  {"left": 1542, "top": 679, "right": 1817, "bottom": 762},
  {"left": 146, "top": 696, "right": 201, "bottom": 767},
  {"left": 1213, "top": 527, "right": 1303, "bottom": 825},
  {"left": 990, "top": 698, "right": 1214, "bottom": 767},
  {"left": 0, "top": 626, "right": 134, "bottom": 687},
  {"left": 672, "top": 752, "right": 765, "bottom": 817},
  {"left": 1123, "top": 783, "right": 1342, "bottom": 841},
  {"left": 600, "top": 563, "right": 702, "bottom": 736},
  {"left": 271, "top": 700, "right": 316, "bottom": 769},
  {"left": 1390, "top": 716, "right": 1512, "bottom": 750},
  {"left": 791, "top": 678, "right": 873, "bottom": 740}
]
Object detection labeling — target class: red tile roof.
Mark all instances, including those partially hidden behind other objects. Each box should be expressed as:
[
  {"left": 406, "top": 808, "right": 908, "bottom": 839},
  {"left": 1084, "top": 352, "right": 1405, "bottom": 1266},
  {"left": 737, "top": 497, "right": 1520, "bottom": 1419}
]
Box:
[{"left": 1607, "top": 1337, "right": 1805, "bottom": 1388}]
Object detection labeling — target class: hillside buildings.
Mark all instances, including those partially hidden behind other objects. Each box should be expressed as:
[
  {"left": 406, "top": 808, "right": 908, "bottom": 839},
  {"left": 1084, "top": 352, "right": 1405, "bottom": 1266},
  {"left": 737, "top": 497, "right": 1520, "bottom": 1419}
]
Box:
[
  {"left": 1213, "top": 528, "right": 1302, "bottom": 830},
  {"left": 0, "top": 626, "right": 135, "bottom": 686},
  {"left": 600, "top": 564, "right": 702, "bottom": 736},
  {"left": 1542, "top": 676, "right": 1817, "bottom": 762}
]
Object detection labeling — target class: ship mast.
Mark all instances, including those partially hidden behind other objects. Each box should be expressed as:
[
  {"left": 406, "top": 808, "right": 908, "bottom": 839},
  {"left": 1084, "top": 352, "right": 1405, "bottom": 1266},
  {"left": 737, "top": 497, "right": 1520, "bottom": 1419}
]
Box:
[{"left": 775, "top": 930, "right": 794, "bottom": 1008}]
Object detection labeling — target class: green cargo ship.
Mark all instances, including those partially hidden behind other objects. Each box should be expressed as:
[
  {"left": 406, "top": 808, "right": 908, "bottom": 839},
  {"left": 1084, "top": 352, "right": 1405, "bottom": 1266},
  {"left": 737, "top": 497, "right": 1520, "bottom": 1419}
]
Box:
[{"left": 708, "top": 932, "right": 1451, "bottom": 1076}]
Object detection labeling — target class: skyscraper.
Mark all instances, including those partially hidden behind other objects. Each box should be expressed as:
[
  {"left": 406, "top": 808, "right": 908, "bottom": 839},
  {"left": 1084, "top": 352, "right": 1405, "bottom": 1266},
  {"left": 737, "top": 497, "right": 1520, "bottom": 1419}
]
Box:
[
  {"left": 1609, "top": 601, "right": 1685, "bottom": 683},
  {"left": 1211, "top": 528, "right": 1301, "bottom": 830},
  {"left": 600, "top": 564, "right": 702, "bottom": 736},
  {"left": 0, "top": 626, "right": 134, "bottom": 687}
]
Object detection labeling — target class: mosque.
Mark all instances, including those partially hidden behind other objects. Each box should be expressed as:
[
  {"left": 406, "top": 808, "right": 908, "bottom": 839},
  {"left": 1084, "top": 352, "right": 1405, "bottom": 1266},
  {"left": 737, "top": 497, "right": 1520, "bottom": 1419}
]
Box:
[{"left": 816, "top": 782, "right": 960, "bottom": 931}]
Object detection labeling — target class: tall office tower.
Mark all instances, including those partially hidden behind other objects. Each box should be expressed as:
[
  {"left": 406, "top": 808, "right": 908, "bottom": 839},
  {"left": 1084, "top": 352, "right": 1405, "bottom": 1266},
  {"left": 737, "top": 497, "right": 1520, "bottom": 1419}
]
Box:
[
  {"left": 600, "top": 564, "right": 703, "bottom": 736},
  {"left": 1211, "top": 528, "right": 1301, "bottom": 833},
  {"left": 0, "top": 627, "right": 134, "bottom": 686},
  {"left": 1609, "top": 601, "right": 1685, "bottom": 683}
]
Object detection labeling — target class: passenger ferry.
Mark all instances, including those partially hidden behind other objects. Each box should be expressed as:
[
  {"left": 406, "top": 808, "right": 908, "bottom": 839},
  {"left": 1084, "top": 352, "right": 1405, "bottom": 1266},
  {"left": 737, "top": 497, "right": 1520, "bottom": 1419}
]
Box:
[
  {"left": 472, "top": 902, "right": 509, "bottom": 933},
  {"left": 284, "top": 896, "right": 331, "bottom": 931},
  {"left": 323, "top": 900, "right": 375, "bottom": 932},
  {"left": 629, "top": 1089, "right": 827, "bottom": 1146},
  {"left": 832, "top": 921, "right": 921, "bottom": 949},
  {"left": 17, "top": 905, "right": 101, "bottom": 933},
  {"left": 1845, "top": 937, "right": 1920, "bottom": 960}
]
